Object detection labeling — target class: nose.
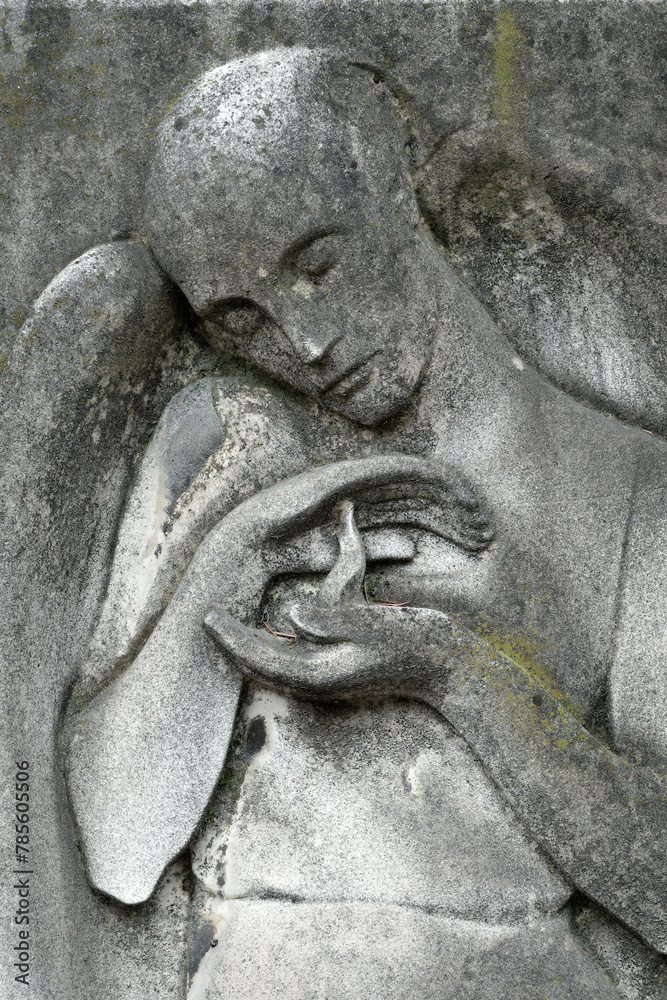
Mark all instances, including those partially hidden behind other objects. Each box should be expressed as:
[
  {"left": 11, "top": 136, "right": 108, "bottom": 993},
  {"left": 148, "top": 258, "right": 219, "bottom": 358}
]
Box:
[{"left": 281, "top": 320, "right": 341, "bottom": 365}]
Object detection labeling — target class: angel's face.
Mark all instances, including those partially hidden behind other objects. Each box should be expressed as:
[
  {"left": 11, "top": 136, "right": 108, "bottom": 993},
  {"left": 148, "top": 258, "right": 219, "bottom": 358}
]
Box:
[
  {"left": 148, "top": 116, "right": 442, "bottom": 426},
  {"left": 194, "top": 209, "right": 440, "bottom": 427}
]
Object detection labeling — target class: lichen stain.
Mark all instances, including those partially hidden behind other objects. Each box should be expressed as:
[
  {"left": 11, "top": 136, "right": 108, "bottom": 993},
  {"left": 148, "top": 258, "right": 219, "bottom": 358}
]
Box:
[
  {"left": 471, "top": 616, "right": 586, "bottom": 724},
  {"left": 0, "top": 80, "right": 33, "bottom": 129},
  {"left": 492, "top": 5, "right": 529, "bottom": 137}
]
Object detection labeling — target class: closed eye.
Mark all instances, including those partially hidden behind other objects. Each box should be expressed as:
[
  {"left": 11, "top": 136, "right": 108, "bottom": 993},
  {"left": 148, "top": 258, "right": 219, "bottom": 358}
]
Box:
[
  {"left": 302, "top": 255, "right": 336, "bottom": 281},
  {"left": 281, "top": 228, "right": 346, "bottom": 285}
]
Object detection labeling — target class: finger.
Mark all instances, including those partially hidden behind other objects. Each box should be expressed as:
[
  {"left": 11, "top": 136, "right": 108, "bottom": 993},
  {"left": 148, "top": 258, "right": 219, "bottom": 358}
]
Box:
[
  {"left": 205, "top": 607, "right": 297, "bottom": 650},
  {"left": 204, "top": 609, "right": 367, "bottom": 694},
  {"left": 290, "top": 600, "right": 446, "bottom": 657},
  {"left": 315, "top": 501, "right": 366, "bottom": 608},
  {"left": 287, "top": 602, "right": 357, "bottom": 643},
  {"left": 217, "top": 455, "right": 444, "bottom": 547},
  {"left": 362, "top": 528, "right": 416, "bottom": 563},
  {"left": 353, "top": 491, "right": 494, "bottom": 555}
]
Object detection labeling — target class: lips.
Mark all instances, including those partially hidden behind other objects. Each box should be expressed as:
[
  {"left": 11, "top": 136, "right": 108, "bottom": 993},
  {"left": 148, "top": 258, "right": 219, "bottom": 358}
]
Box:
[{"left": 321, "top": 353, "right": 377, "bottom": 398}]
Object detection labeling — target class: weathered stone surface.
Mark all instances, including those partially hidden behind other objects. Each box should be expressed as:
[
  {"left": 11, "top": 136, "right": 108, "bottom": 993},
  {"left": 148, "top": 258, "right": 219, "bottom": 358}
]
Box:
[
  {"left": 2, "top": 1, "right": 667, "bottom": 429},
  {"left": 2, "top": 5, "right": 667, "bottom": 1000}
]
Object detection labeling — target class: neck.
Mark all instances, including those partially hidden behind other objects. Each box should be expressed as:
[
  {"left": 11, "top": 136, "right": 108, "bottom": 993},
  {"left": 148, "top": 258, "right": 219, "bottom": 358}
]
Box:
[{"left": 416, "top": 255, "right": 539, "bottom": 423}]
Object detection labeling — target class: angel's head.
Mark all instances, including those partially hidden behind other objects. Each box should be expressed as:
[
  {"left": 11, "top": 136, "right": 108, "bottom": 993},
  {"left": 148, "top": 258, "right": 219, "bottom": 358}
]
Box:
[{"left": 145, "top": 47, "right": 442, "bottom": 426}]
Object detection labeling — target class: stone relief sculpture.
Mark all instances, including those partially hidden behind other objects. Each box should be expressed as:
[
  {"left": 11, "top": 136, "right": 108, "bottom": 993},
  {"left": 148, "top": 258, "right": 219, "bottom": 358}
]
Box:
[{"left": 31, "top": 46, "right": 665, "bottom": 997}]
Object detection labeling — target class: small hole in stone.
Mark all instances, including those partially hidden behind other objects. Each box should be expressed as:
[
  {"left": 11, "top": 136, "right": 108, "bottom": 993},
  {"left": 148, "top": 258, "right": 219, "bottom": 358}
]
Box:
[{"left": 245, "top": 716, "right": 266, "bottom": 758}]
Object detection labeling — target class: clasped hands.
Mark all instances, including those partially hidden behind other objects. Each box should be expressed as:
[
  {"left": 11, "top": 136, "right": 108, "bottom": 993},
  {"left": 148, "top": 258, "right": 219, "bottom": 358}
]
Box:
[{"left": 197, "top": 455, "right": 490, "bottom": 705}]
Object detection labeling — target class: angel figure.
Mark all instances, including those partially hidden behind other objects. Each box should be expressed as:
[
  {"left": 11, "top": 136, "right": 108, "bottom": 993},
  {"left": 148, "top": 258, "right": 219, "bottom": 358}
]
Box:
[{"left": 14, "top": 46, "right": 664, "bottom": 998}]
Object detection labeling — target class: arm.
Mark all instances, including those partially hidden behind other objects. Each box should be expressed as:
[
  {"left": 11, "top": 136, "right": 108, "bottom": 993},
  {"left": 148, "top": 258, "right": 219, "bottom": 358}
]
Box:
[
  {"left": 65, "top": 374, "right": 332, "bottom": 903},
  {"left": 206, "top": 502, "right": 667, "bottom": 954},
  {"left": 66, "top": 454, "right": 475, "bottom": 904},
  {"left": 67, "top": 469, "right": 294, "bottom": 906},
  {"left": 78, "top": 374, "right": 310, "bottom": 699},
  {"left": 437, "top": 638, "right": 667, "bottom": 953},
  {"left": 66, "top": 565, "right": 244, "bottom": 906}
]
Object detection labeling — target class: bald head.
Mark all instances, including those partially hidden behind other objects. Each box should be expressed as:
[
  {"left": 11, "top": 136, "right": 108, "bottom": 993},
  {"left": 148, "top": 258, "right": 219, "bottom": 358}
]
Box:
[
  {"left": 144, "top": 47, "right": 442, "bottom": 427},
  {"left": 144, "top": 47, "right": 416, "bottom": 310}
]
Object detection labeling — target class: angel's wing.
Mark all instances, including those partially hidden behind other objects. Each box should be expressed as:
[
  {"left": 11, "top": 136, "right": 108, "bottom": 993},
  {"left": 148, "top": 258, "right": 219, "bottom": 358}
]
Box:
[
  {"left": 2, "top": 237, "right": 195, "bottom": 737},
  {"left": 1, "top": 239, "right": 194, "bottom": 645},
  {"left": 0, "top": 241, "right": 197, "bottom": 966}
]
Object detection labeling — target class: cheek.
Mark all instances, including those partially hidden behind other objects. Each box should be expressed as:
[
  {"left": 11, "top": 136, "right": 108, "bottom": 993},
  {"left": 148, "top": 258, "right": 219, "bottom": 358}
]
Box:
[
  {"left": 367, "top": 288, "right": 426, "bottom": 339},
  {"left": 239, "top": 332, "right": 312, "bottom": 391}
]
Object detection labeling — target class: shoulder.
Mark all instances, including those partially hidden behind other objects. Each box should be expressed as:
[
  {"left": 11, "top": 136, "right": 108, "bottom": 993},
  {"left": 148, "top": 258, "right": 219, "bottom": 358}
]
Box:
[{"left": 82, "top": 373, "right": 317, "bottom": 691}]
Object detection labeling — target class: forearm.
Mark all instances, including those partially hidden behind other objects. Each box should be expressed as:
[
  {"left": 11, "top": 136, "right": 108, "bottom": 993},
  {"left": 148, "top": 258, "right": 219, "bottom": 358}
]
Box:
[
  {"left": 426, "top": 635, "right": 667, "bottom": 952},
  {"left": 65, "top": 601, "right": 242, "bottom": 905}
]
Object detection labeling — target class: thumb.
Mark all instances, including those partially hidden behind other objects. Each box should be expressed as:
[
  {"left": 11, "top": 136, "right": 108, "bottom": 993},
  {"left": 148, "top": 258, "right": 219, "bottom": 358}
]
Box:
[
  {"left": 287, "top": 602, "right": 356, "bottom": 643},
  {"left": 315, "top": 500, "right": 366, "bottom": 608}
]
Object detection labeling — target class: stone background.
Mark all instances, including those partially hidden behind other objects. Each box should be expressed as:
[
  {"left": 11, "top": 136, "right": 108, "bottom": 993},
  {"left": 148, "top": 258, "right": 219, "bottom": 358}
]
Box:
[
  {"left": 2, "top": 0, "right": 667, "bottom": 428},
  {"left": 2, "top": 3, "right": 667, "bottom": 998}
]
